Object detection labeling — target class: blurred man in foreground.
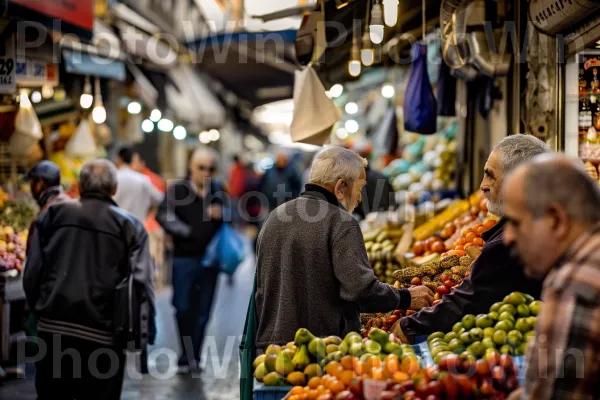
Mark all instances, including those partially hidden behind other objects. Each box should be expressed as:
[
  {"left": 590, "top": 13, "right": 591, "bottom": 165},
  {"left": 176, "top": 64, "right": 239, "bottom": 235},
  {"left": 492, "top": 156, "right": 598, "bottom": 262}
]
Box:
[
  {"left": 24, "top": 159, "right": 155, "bottom": 400},
  {"left": 502, "top": 155, "right": 600, "bottom": 400},
  {"left": 156, "top": 148, "right": 228, "bottom": 373},
  {"left": 255, "top": 147, "right": 433, "bottom": 349},
  {"left": 394, "top": 134, "right": 550, "bottom": 343}
]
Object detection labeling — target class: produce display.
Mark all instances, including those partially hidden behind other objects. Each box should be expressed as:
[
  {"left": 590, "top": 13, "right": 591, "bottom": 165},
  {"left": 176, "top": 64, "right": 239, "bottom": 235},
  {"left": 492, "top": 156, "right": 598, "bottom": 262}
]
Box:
[
  {"left": 385, "top": 121, "right": 458, "bottom": 192},
  {"left": 0, "top": 199, "right": 34, "bottom": 275},
  {"left": 425, "top": 292, "right": 541, "bottom": 364},
  {"left": 253, "top": 328, "right": 421, "bottom": 387},
  {"left": 364, "top": 225, "right": 406, "bottom": 283},
  {"left": 361, "top": 311, "right": 404, "bottom": 337}
]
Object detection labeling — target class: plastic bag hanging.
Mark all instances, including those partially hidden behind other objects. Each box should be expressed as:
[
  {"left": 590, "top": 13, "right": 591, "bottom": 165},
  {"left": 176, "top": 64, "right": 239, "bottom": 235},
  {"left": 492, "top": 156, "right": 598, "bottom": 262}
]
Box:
[
  {"left": 65, "top": 118, "right": 97, "bottom": 159},
  {"left": 437, "top": 53, "right": 457, "bottom": 117},
  {"left": 290, "top": 66, "right": 340, "bottom": 145},
  {"left": 9, "top": 91, "right": 43, "bottom": 156},
  {"left": 404, "top": 43, "right": 438, "bottom": 135}
]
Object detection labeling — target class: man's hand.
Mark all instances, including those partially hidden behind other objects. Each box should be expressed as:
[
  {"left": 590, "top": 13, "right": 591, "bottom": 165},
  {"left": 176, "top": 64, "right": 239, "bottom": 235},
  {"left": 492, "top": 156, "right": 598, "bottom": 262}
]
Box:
[
  {"left": 408, "top": 286, "right": 434, "bottom": 310},
  {"left": 390, "top": 319, "right": 410, "bottom": 344},
  {"left": 207, "top": 204, "right": 223, "bottom": 220}
]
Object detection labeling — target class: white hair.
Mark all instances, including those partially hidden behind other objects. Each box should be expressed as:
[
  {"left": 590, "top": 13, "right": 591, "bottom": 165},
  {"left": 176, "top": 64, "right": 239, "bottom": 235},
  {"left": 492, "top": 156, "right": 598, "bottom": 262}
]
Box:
[
  {"left": 309, "top": 146, "right": 367, "bottom": 187},
  {"left": 493, "top": 134, "right": 551, "bottom": 173},
  {"left": 79, "top": 159, "right": 118, "bottom": 195},
  {"left": 190, "top": 147, "right": 219, "bottom": 168}
]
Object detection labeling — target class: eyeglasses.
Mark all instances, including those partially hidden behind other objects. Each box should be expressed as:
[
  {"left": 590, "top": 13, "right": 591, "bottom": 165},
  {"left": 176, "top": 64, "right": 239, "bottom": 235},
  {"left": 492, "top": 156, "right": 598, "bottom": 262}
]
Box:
[{"left": 198, "top": 165, "right": 216, "bottom": 173}]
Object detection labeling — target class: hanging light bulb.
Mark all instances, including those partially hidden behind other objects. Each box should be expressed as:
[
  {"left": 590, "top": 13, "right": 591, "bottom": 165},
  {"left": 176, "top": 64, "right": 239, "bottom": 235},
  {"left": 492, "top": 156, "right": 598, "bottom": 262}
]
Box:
[
  {"left": 31, "top": 91, "right": 42, "bottom": 103},
  {"left": 92, "top": 77, "right": 106, "bottom": 124},
  {"left": 348, "top": 19, "right": 361, "bottom": 78},
  {"left": 157, "top": 118, "right": 174, "bottom": 132},
  {"left": 41, "top": 83, "right": 54, "bottom": 99},
  {"left": 209, "top": 129, "right": 220, "bottom": 141},
  {"left": 345, "top": 102, "right": 358, "bottom": 115},
  {"left": 382, "top": 0, "right": 399, "bottom": 27},
  {"left": 142, "top": 119, "right": 154, "bottom": 133},
  {"left": 127, "top": 101, "right": 142, "bottom": 115},
  {"left": 361, "top": 31, "right": 374, "bottom": 67},
  {"left": 336, "top": 128, "right": 349, "bottom": 139},
  {"left": 150, "top": 109, "right": 162, "bottom": 122},
  {"left": 329, "top": 84, "right": 344, "bottom": 98},
  {"left": 80, "top": 76, "right": 93, "bottom": 109},
  {"left": 370, "top": 1, "right": 384, "bottom": 44},
  {"left": 173, "top": 125, "right": 187, "bottom": 140},
  {"left": 345, "top": 119, "right": 359, "bottom": 133},
  {"left": 199, "top": 131, "right": 211, "bottom": 144},
  {"left": 382, "top": 84, "right": 395, "bottom": 98}
]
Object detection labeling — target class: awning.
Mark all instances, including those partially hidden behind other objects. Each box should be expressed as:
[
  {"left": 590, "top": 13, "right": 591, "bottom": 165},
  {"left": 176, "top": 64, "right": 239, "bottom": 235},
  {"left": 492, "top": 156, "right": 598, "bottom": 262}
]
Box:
[
  {"left": 166, "top": 64, "right": 225, "bottom": 128},
  {"left": 117, "top": 21, "right": 178, "bottom": 68},
  {"left": 62, "top": 49, "right": 126, "bottom": 81},
  {"left": 190, "top": 30, "right": 298, "bottom": 107}
]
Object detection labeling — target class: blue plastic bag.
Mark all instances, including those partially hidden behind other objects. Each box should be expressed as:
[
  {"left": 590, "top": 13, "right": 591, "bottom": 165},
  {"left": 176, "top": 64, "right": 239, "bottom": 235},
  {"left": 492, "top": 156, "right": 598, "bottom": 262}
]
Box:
[
  {"left": 404, "top": 43, "right": 437, "bottom": 135},
  {"left": 202, "top": 223, "right": 245, "bottom": 274}
]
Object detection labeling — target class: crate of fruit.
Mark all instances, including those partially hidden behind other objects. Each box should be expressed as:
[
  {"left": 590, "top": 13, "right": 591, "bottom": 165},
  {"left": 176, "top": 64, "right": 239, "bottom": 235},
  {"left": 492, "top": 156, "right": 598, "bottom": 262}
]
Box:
[{"left": 254, "top": 379, "right": 293, "bottom": 400}]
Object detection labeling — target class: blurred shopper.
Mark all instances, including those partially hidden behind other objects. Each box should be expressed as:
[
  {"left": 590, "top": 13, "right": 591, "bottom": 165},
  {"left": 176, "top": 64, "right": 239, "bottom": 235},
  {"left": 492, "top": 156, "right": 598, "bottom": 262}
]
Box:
[
  {"left": 156, "top": 148, "right": 228, "bottom": 373},
  {"left": 23, "top": 159, "right": 155, "bottom": 400},
  {"left": 255, "top": 147, "right": 433, "bottom": 348},
  {"left": 393, "top": 135, "right": 550, "bottom": 343},
  {"left": 229, "top": 155, "right": 247, "bottom": 200},
  {"left": 24, "top": 160, "right": 70, "bottom": 250},
  {"left": 352, "top": 140, "right": 396, "bottom": 219},
  {"left": 114, "top": 146, "right": 163, "bottom": 223},
  {"left": 502, "top": 155, "right": 600, "bottom": 400},
  {"left": 259, "top": 151, "right": 302, "bottom": 213}
]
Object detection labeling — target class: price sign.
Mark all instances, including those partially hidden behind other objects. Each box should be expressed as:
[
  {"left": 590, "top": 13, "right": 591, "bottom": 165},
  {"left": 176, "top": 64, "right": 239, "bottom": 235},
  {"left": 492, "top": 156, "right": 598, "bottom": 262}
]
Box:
[{"left": 0, "top": 36, "right": 16, "bottom": 93}]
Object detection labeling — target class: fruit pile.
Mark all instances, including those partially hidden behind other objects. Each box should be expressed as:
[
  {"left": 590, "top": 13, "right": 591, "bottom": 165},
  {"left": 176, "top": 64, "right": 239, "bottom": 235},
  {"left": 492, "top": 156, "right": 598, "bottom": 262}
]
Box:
[
  {"left": 426, "top": 292, "right": 542, "bottom": 364},
  {"left": 283, "top": 350, "right": 521, "bottom": 400},
  {"left": 364, "top": 226, "right": 405, "bottom": 284},
  {"left": 361, "top": 311, "right": 404, "bottom": 337},
  {"left": 0, "top": 225, "right": 27, "bottom": 274},
  {"left": 254, "top": 328, "right": 421, "bottom": 387},
  {"left": 0, "top": 200, "right": 37, "bottom": 232}
]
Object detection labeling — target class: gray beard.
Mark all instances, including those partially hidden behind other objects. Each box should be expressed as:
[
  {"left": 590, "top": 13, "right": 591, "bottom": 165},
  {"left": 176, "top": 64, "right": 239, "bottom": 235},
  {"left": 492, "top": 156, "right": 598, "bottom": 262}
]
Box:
[{"left": 487, "top": 200, "right": 504, "bottom": 217}]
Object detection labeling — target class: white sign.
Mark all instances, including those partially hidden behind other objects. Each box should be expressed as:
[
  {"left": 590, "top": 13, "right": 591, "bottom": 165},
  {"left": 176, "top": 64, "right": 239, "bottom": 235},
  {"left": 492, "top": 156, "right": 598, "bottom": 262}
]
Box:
[{"left": 0, "top": 36, "right": 16, "bottom": 93}]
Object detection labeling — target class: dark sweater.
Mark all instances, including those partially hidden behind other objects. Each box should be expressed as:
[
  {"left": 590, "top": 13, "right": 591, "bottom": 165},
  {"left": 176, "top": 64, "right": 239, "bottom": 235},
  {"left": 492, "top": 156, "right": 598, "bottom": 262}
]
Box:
[
  {"left": 156, "top": 180, "right": 226, "bottom": 257},
  {"left": 400, "top": 219, "right": 543, "bottom": 343},
  {"left": 255, "top": 184, "right": 411, "bottom": 349}
]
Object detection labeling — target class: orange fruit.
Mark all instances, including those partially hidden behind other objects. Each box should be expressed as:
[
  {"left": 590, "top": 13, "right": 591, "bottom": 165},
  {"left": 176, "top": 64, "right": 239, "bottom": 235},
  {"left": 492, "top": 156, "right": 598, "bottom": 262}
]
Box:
[
  {"left": 371, "top": 367, "right": 384, "bottom": 381},
  {"left": 316, "top": 394, "right": 332, "bottom": 400},
  {"left": 472, "top": 237, "right": 484, "bottom": 246},
  {"left": 385, "top": 354, "right": 399, "bottom": 374},
  {"left": 352, "top": 360, "right": 363, "bottom": 376},
  {"left": 324, "top": 361, "right": 341, "bottom": 376},
  {"left": 289, "top": 395, "right": 300, "bottom": 400},
  {"left": 393, "top": 371, "right": 410, "bottom": 383},
  {"left": 290, "top": 387, "right": 305, "bottom": 395},
  {"left": 328, "top": 364, "right": 344, "bottom": 379},
  {"left": 400, "top": 357, "right": 420, "bottom": 376},
  {"left": 308, "top": 377, "right": 322, "bottom": 389},
  {"left": 339, "top": 370, "right": 354, "bottom": 386},
  {"left": 465, "top": 232, "right": 477, "bottom": 243},
  {"left": 483, "top": 219, "right": 496, "bottom": 229},
  {"left": 316, "top": 385, "right": 327, "bottom": 395},
  {"left": 340, "top": 356, "right": 354, "bottom": 371},
  {"left": 307, "top": 389, "right": 319, "bottom": 400},
  {"left": 328, "top": 380, "right": 345, "bottom": 395}
]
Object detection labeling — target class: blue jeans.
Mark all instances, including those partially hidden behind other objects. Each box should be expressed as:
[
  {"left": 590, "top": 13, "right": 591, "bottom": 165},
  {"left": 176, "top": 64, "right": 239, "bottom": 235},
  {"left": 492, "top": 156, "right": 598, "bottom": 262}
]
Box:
[{"left": 172, "top": 257, "right": 220, "bottom": 364}]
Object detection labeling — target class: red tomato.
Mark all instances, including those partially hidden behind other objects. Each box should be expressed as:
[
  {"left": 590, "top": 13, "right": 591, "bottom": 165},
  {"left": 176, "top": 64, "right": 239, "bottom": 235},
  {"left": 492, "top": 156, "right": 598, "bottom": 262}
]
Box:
[
  {"left": 436, "top": 286, "right": 449, "bottom": 295},
  {"left": 439, "top": 274, "right": 450, "bottom": 282},
  {"left": 444, "top": 280, "right": 455, "bottom": 289},
  {"left": 413, "top": 241, "right": 425, "bottom": 256}
]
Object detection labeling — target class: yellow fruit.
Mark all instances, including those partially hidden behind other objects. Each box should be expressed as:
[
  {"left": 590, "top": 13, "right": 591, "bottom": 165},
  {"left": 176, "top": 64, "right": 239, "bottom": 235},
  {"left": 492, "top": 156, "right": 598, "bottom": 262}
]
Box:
[
  {"left": 0, "top": 241, "right": 6, "bottom": 250},
  {"left": 3, "top": 227, "right": 14, "bottom": 235},
  {"left": 287, "top": 371, "right": 306, "bottom": 386},
  {"left": 253, "top": 354, "right": 266, "bottom": 370},
  {"left": 254, "top": 363, "right": 268, "bottom": 382},
  {"left": 304, "top": 364, "right": 323, "bottom": 380}
]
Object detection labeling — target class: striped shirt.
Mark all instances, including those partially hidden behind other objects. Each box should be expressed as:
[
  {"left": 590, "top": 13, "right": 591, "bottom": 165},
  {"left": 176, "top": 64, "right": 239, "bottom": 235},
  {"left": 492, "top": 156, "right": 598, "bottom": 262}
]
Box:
[{"left": 524, "top": 223, "right": 600, "bottom": 400}]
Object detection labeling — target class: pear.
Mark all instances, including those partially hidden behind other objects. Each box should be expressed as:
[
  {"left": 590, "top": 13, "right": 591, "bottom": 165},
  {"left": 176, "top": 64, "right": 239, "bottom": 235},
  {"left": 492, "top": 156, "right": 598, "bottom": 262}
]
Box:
[
  {"left": 265, "top": 344, "right": 282, "bottom": 357},
  {"left": 294, "top": 328, "right": 316, "bottom": 346},
  {"left": 275, "top": 351, "right": 295, "bottom": 376},
  {"left": 254, "top": 363, "right": 268, "bottom": 382},
  {"left": 292, "top": 345, "right": 311, "bottom": 370},
  {"left": 323, "top": 336, "right": 343, "bottom": 346},
  {"left": 263, "top": 371, "right": 287, "bottom": 386},
  {"left": 308, "top": 338, "right": 327, "bottom": 359},
  {"left": 369, "top": 328, "right": 390, "bottom": 346},
  {"left": 304, "top": 363, "right": 323, "bottom": 379},
  {"left": 253, "top": 354, "right": 266, "bottom": 370},
  {"left": 264, "top": 354, "right": 277, "bottom": 373}
]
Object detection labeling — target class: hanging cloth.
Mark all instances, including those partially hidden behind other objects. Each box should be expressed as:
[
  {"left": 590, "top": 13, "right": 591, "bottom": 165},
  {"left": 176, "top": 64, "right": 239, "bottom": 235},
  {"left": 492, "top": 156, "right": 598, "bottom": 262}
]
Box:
[
  {"left": 404, "top": 43, "right": 438, "bottom": 135},
  {"left": 437, "top": 55, "right": 457, "bottom": 117}
]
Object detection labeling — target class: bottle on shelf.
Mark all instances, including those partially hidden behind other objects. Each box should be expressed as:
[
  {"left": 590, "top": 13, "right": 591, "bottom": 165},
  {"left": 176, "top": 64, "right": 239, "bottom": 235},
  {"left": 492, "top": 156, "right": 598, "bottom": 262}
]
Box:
[
  {"left": 592, "top": 68, "right": 600, "bottom": 94},
  {"left": 579, "top": 68, "right": 588, "bottom": 97},
  {"left": 580, "top": 94, "right": 593, "bottom": 137}
]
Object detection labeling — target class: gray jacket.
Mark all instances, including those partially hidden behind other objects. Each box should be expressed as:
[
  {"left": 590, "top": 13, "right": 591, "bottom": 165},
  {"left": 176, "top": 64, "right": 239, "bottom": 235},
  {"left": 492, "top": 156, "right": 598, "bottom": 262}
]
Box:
[{"left": 255, "top": 184, "right": 410, "bottom": 349}]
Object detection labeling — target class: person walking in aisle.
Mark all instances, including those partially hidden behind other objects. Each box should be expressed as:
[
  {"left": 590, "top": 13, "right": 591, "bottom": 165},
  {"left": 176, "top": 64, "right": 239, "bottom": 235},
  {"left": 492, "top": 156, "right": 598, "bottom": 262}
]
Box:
[
  {"left": 23, "top": 159, "right": 155, "bottom": 400},
  {"left": 114, "top": 146, "right": 164, "bottom": 223},
  {"left": 502, "top": 155, "right": 600, "bottom": 400},
  {"left": 156, "top": 147, "right": 229, "bottom": 373},
  {"left": 255, "top": 147, "right": 433, "bottom": 349}
]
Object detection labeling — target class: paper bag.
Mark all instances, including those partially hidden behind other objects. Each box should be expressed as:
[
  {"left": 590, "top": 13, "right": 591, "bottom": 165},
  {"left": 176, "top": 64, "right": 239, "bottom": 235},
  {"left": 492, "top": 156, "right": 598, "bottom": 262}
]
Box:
[
  {"left": 65, "top": 119, "right": 97, "bottom": 158},
  {"left": 290, "top": 66, "right": 340, "bottom": 146}
]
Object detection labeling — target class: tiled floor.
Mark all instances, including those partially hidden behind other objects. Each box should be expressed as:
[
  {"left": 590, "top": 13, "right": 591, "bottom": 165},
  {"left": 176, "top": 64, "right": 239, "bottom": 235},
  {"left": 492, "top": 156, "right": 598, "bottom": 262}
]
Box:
[{"left": 0, "top": 251, "right": 255, "bottom": 399}]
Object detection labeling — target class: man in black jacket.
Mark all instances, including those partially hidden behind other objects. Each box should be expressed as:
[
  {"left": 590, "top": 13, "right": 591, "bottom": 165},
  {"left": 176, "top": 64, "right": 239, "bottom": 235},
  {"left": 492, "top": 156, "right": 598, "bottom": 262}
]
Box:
[
  {"left": 156, "top": 147, "right": 228, "bottom": 373},
  {"left": 23, "top": 159, "right": 155, "bottom": 400},
  {"left": 394, "top": 135, "right": 550, "bottom": 343}
]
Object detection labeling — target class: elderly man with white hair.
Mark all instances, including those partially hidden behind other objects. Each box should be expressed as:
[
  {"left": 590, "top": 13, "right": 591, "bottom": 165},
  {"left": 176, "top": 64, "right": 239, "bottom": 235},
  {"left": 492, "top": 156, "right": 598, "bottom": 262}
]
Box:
[
  {"left": 255, "top": 146, "right": 433, "bottom": 349},
  {"left": 156, "top": 147, "right": 228, "bottom": 373}
]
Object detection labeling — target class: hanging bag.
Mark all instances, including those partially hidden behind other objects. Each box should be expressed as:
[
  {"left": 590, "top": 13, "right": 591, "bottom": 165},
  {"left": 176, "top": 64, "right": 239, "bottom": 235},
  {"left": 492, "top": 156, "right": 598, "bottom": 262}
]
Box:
[{"left": 404, "top": 43, "right": 438, "bottom": 135}]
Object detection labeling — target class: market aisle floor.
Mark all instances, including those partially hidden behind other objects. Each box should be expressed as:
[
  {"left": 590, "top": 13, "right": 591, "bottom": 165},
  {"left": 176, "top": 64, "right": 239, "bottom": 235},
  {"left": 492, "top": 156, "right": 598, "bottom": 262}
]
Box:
[{"left": 0, "top": 249, "right": 256, "bottom": 400}]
